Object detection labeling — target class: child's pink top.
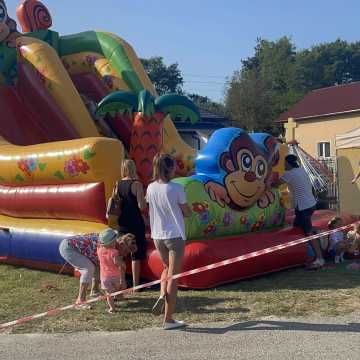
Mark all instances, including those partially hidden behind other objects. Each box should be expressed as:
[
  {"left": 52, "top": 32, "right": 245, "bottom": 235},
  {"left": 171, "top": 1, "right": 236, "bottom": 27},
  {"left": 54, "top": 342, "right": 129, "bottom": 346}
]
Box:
[{"left": 97, "top": 246, "right": 120, "bottom": 280}]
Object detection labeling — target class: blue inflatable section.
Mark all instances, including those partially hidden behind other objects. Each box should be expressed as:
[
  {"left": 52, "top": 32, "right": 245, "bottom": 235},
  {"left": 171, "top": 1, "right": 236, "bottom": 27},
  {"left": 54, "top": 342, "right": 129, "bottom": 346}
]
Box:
[
  {"left": 192, "top": 128, "right": 246, "bottom": 184},
  {"left": 192, "top": 127, "right": 278, "bottom": 185},
  {"left": 0, "top": 230, "right": 10, "bottom": 258},
  {"left": 0, "top": 229, "right": 65, "bottom": 265}
]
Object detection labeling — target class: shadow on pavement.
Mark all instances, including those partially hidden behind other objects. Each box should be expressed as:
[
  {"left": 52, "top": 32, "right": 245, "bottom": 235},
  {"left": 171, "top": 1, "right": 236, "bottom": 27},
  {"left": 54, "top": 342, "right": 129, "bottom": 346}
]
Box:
[
  {"left": 184, "top": 320, "right": 360, "bottom": 334},
  {"left": 121, "top": 295, "right": 251, "bottom": 315}
]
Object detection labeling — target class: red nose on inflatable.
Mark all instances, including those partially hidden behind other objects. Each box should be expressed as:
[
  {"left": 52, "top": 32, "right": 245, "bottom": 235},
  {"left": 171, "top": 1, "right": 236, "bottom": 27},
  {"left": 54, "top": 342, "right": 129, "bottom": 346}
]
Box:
[{"left": 245, "top": 171, "right": 256, "bottom": 182}]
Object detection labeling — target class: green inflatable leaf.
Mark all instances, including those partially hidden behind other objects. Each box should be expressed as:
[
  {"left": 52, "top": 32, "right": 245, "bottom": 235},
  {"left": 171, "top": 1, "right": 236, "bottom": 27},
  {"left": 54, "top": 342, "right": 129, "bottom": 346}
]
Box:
[
  {"left": 138, "top": 90, "right": 155, "bottom": 117},
  {"left": 54, "top": 171, "right": 65, "bottom": 180},
  {"left": 38, "top": 163, "right": 47, "bottom": 171},
  {"left": 155, "top": 94, "right": 200, "bottom": 124},
  {"left": 83, "top": 149, "right": 96, "bottom": 160},
  {"left": 96, "top": 91, "right": 137, "bottom": 117},
  {"left": 15, "top": 174, "right": 24, "bottom": 182}
]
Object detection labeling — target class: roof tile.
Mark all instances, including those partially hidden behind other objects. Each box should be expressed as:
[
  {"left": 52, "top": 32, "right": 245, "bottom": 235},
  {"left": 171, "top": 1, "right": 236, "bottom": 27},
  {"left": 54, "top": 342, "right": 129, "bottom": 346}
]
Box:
[{"left": 277, "top": 81, "right": 360, "bottom": 123}]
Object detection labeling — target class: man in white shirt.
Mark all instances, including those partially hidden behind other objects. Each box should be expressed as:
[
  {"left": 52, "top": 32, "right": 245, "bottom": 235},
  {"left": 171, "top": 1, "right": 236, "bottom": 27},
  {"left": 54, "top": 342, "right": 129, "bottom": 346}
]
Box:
[{"left": 277, "top": 154, "right": 324, "bottom": 269}]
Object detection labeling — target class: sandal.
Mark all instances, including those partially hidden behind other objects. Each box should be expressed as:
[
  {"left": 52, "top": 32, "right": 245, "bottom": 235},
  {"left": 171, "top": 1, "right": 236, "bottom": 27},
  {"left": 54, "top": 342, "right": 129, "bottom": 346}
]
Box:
[
  {"left": 75, "top": 302, "right": 92, "bottom": 310},
  {"left": 108, "top": 308, "right": 117, "bottom": 314},
  {"left": 90, "top": 291, "right": 102, "bottom": 298},
  {"left": 152, "top": 295, "right": 166, "bottom": 316}
]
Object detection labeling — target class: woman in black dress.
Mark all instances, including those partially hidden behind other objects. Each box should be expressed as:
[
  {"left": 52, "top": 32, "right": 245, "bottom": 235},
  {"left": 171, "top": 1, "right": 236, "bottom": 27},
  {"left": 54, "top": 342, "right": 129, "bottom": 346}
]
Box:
[{"left": 116, "top": 159, "right": 147, "bottom": 288}]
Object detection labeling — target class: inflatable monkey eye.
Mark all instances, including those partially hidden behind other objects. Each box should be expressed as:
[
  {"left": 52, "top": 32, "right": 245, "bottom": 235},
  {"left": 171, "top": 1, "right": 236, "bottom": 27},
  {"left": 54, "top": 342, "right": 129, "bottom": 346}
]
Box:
[
  {"left": 241, "top": 152, "right": 252, "bottom": 172},
  {"left": 0, "top": 3, "right": 7, "bottom": 23},
  {"left": 255, "top": 159, "right": 267, "bottom": 179}
]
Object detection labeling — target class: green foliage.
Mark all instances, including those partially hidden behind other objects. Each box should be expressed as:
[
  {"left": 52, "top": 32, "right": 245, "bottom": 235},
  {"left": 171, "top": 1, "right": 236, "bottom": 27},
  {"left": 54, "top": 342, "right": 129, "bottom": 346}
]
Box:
[
  {"left": 187, "top": 93, "right": 226, "bottom": 116},
  {"left": 141, "top": 57, "right": 226, "bottom": 118},
  {"left": 225, "top": 37, "right": 360, "bottom": 134},
  {"left": 225, "top": 37, "right": 303, "bottom": 134},
  {"left": 296, "top": 39, "right": 360, "bottom": 90},
  {"left": 225, "top": 69, "right": 274, "bottom": 132},
  {"left": 140, "top": 56, "right": 184, "bottom": 95}
]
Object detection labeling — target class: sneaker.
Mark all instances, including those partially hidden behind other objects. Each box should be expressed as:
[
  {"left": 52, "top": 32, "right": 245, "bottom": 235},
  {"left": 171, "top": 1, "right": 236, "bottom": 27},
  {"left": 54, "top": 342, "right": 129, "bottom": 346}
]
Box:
[
  {"left": 335, "top": 256, "right": 340, "bottom": 264},
  {"left": 152, "top": 295, "right": 166, "bottom": 316},
  {"left": 309, "top": 258, "right": 325, "bottom": 269},
  {"left": 163, "top": 320, "right": 186, "bottom": 330}
]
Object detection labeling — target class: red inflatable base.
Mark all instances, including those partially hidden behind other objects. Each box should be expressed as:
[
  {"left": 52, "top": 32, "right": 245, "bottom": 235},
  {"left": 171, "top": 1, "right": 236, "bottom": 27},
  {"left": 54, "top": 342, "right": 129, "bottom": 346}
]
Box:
[{"left": 141, "top": 210, "right": 357, "bottom": 289}]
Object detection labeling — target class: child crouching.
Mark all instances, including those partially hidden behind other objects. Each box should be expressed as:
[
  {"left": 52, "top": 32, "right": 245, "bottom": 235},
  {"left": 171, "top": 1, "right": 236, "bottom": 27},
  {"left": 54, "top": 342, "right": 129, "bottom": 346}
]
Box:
[
  {"left": 328, "top": 217, "right": 351, "bottom": 263},
  {"left": 346, "top": 222, "right": 360, "bottom": 256},
  {"left": 98, "top": 229, "right": 135, "bottom": 313}
]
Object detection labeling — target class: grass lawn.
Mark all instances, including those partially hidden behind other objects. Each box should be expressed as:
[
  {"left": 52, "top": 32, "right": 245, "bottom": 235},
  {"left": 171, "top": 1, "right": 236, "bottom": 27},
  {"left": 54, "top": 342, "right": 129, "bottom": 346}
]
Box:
[{"left": 1, "top": 262, "right": 360, "bottom": 334}]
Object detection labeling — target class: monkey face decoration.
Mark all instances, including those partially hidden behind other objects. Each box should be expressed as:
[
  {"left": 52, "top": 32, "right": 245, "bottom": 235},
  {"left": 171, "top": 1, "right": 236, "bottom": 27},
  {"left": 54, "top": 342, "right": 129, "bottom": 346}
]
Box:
[
  {"left": 0, "top": 1, "right": 10, "bottom": 42},
  {"left": 220, "top": 137, "right": 269, "bottom": 208},
  {"left": 0, "top": 1, "right": 20, "bottom": 47},
  {"left": 192, "top": 128, "right": 279, "bottom": 210}
]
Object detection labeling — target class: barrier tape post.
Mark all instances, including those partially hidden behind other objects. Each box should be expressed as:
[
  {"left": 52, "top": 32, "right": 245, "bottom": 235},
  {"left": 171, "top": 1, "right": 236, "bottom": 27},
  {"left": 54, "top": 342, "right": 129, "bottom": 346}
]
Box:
[{"left": 0, "top": 223, "right": 355, "bottom": 331}]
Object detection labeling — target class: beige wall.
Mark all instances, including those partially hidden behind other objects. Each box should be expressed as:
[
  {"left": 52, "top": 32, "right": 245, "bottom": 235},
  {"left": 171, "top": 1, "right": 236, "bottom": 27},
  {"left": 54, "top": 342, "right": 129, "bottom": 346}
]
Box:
[
  {"left": 291, "top": 113, "right": 360, "bottom": 158},
  {"left": 337, "top": 147, "right": 360, "bottom": 215}
]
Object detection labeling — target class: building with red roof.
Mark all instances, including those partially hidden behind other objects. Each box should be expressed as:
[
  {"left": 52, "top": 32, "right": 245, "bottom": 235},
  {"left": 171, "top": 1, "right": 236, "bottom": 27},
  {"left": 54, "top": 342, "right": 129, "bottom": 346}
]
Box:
[{"left": 276, "top": 82, "right": 360, "bottom": 159}]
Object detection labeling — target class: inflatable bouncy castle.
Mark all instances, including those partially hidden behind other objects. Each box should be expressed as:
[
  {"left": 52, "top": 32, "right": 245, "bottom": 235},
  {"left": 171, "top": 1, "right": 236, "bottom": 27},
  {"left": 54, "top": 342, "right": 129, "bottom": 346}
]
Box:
[{"left": 0, "top": 1, "right": 355, "bottom": 288}]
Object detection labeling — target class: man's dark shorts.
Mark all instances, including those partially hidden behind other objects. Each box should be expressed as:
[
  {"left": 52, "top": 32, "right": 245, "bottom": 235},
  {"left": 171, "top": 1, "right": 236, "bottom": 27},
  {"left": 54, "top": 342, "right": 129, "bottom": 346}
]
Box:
[{"left": 293, "top": 206, "right": 315, "bottom": 236}]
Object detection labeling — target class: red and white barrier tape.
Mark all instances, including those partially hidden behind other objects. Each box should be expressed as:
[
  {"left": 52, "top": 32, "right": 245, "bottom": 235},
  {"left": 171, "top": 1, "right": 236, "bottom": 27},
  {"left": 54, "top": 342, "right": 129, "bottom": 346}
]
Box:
[{"left": 0, "top": 223, "right": 355, "bottom": 331}]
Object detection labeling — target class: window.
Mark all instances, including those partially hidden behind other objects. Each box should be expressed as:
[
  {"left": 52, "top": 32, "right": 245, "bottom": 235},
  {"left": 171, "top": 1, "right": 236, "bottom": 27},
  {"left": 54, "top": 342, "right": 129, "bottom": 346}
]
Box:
[{"left": 317, "top": 142, "right": 331, "bottom": 158}]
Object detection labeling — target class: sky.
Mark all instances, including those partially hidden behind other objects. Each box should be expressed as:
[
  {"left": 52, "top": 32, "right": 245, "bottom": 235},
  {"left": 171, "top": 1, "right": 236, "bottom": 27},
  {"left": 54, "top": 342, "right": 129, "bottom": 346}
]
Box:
[{"left": 5, "top": 0, "right": 360, "bottom": 102}]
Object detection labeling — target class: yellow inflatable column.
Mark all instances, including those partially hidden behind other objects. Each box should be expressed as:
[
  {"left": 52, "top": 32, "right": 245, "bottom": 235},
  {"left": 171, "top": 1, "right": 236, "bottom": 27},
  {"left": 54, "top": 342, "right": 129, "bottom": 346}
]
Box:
[
  {"left": 16, "top": 36, "right": 99, "bottom": 138},
  {"left": 162, "top": 115, "right": 196, "bottom": 173}
]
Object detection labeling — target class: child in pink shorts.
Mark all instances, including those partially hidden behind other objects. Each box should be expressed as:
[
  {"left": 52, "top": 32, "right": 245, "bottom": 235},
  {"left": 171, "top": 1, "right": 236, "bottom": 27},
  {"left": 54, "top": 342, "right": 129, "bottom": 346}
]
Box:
[{"left": 98, "top": 229, "right": 134, "bottom": 313}]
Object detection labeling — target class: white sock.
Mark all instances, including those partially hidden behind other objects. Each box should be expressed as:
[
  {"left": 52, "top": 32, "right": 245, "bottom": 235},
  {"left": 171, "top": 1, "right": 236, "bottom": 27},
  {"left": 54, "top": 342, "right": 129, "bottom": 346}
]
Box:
[{"left": 335, "top": 255, "right": 340, "bottom": 264}]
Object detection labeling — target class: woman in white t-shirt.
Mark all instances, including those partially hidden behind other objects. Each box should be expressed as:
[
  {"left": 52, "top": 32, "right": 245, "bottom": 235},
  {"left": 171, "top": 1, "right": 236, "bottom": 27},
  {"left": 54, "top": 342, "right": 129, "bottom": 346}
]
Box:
[{"left": 146, "top": 153, "right": 192, "bottom": 330}]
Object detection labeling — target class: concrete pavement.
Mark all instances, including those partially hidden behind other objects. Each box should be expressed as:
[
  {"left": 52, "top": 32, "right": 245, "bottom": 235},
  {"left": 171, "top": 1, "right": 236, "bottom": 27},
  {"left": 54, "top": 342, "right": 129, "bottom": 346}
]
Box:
[{"left": 1, "top": 316, "right": 360, "bottom": 359}]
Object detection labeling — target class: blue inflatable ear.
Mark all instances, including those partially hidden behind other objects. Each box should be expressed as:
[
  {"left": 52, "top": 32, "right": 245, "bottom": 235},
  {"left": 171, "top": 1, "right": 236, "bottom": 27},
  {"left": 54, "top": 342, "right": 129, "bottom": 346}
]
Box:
[
  {"left": 250, "top": 133, "right": 280, "bottom": 166},
  {"left": 192, "top": 127, "right": 278, "bottom": 210},
  {"left": 193, "top": 128, "right": 247, "bottom": 185}
]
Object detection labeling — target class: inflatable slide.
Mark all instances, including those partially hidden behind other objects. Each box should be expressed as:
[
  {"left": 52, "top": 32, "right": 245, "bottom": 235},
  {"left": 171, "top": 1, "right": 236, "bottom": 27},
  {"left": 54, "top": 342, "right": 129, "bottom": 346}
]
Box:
[{"left": 0, "top": 0, "right": 354, "bottom": 288}]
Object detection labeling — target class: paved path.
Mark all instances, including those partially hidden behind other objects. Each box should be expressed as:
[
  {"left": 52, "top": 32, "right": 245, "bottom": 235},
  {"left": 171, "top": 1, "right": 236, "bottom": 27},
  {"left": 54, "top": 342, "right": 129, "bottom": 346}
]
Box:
[{"left": 1, "top": 316, "right": 360, "bottom": 359}]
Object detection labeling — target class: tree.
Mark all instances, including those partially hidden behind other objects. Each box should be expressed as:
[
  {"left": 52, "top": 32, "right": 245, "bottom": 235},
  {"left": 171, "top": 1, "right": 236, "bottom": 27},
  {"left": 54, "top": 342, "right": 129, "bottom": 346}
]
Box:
[
  {"left": 225, "top": 37, "right": 303, "bottom": 133},
  {"left": 295, "top": 39, "right": 360, "bottom": 90},
  {"left": 225, "top": 69, "right": 273, "bottom": 132},
  {"left": 225, "top": 36, "right": 360, "bottom": 135},
  {"left": 140, "top": 56, "right": 184, "bottom": 95},
  {"left": 187, "top": 93, "right": 226, "bottom": 115}
]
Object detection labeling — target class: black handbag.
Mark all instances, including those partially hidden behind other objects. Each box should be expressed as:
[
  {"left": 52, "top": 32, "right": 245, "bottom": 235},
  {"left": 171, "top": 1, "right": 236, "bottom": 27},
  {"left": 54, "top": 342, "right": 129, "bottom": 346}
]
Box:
[{"left": 106, "top": 182, "right": 122, "bottom": 217}]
